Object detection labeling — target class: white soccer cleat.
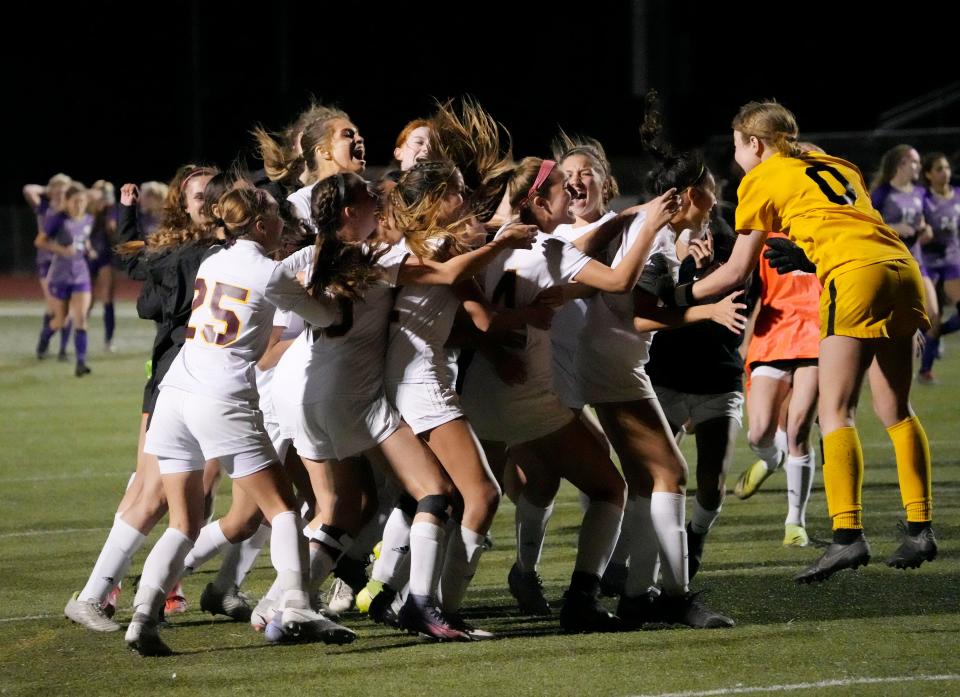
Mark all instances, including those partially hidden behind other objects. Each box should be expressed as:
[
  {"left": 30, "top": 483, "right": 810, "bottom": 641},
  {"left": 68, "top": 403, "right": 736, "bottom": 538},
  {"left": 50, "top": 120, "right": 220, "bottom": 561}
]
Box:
[
  {"left": 124, "top": 614, "right": 172, "bottom": 656},
  {"left": 250, "top": 597, "right": 276, "bottom": 632},
  {"left": 64, "top": 592, "right": 121, "bottom": 633},
  {"left": 326, "top": 578, "right": 356, "bottom": 615}
]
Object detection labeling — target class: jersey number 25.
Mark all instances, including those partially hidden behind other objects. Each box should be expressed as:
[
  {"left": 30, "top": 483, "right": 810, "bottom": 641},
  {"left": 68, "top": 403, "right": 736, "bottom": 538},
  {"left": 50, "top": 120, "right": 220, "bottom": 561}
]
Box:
[{"left": 185, "top": 278, "right": 250, "bottom": 347}]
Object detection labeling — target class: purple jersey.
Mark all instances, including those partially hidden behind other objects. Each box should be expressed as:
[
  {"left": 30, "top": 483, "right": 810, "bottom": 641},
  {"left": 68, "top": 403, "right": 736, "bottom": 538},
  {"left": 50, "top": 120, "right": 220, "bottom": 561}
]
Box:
[
  {"left": 922, "top": 187, "right": 960, "bottom": 268},
  {"left": 872, "top": 183, "right": 926, "bottom": 264},
  {"left": 45, "top": 214, "right": 93, "bottom": 286}
]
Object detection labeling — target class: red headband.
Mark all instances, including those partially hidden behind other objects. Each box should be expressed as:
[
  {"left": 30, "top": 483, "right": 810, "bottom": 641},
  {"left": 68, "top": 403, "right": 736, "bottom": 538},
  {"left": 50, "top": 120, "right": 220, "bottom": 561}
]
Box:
[{"left": 518, "top": 159, "right": 557, "bottom": 208}]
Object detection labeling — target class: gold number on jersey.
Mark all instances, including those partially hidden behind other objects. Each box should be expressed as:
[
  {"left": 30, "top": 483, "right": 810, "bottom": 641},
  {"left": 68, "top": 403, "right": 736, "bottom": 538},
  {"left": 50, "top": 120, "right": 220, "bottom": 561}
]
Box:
[{"left": 185, "top": 278, "right": 250, "bottom": 347}]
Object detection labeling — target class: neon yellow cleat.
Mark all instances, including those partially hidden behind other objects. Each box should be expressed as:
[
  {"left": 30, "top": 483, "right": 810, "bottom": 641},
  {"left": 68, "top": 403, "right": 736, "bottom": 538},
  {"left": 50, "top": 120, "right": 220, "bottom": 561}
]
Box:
[
  {"left": 783, "top": 523, "right": 809, "bottom": 547},
  {"left": 733, "top": 453, "right": 783, "bottom": 499},
  {"left": 355, "top": 579, "right": 383, "bottom": 614},
  {"left": 372, "top": 541, "right": 382, "bottom": 561}
]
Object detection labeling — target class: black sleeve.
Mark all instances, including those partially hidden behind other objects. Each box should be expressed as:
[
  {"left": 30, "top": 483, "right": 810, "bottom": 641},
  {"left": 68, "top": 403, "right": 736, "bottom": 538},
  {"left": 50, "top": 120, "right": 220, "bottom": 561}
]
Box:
[
  {"left": 116, "top": 203, "right": 141, "bottom": 244},
  {"left": 136, "top": 276, "right": 164, "bottom": 321}
]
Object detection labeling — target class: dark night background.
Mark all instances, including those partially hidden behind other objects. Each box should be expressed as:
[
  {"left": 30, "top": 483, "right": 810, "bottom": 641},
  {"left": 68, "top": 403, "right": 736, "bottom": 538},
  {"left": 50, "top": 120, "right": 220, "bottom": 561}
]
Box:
[{"left": 4, "top": 0, "right": 958, "bottom": 206}]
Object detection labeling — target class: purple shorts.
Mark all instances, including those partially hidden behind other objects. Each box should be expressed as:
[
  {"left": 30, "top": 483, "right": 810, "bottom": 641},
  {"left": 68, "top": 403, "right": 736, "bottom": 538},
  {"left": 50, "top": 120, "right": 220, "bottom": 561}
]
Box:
[
  {"left": 49, "top": 281, "right": 92, "bottom": 300},
  {"left": 924, "top": 263, "right": 960, "bottom": 284}
]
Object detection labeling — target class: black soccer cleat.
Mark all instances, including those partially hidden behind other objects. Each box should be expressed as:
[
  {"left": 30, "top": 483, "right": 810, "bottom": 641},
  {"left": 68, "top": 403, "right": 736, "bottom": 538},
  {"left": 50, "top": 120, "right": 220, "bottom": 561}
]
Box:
[
  {"left": 616, "top": 591, "right": 664, "bottom": 630},
  {"left": 659, "top": 592, "right": 734, "bottom": 629},
  {"left": 507, "top": 562, "right": 551, "bottom": 616},
  {"left": 794, "top": 535, "right": 871, "bottom": 584},
  {"left": 559, "top": 588, "right": 621, "bottom": 634},
  {"left": 887, "top": 524, "right": 937, "bottom": 570}
]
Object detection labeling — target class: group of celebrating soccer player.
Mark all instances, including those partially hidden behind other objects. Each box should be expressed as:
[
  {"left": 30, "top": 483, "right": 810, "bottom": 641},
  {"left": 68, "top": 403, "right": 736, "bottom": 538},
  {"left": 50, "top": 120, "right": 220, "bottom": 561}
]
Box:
[{"left": 39, "top": 94, "right": 942, "bottom": 656}]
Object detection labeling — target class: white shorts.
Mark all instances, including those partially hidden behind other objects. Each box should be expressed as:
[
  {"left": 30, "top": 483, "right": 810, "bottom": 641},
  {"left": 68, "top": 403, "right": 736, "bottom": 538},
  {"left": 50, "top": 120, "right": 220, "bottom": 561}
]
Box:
[
  {"left": 461, "top": 383, "right": 574, "bottom": 448},
  {"left": 654, "top": 386, "right": 744, "bottom": 429},
  {"left": 144, "top": 387, "right": 278, "bottom": 478},
  {"left": 293, "top": 392, "right": 402, "bottom": 461},
  {"left": 580, "top": 365, "right": 658, "bottom": 405},
  {"left": 386, "top": 381, "right": 463, "bottom": 435},
  {"left": 750, "top": 365, "right": 793, "bottom": 383}
]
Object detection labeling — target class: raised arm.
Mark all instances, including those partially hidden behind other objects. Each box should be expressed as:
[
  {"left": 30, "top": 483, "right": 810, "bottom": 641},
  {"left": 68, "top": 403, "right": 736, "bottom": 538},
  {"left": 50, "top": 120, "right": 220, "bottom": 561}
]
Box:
[
  {"left": 571, "top": 189, "right": 679, "bottom": 294},
  {"left": 396, "top": 224, "right": 537, "bottom": 286},
  {"left": 266, "top": 265, "right": 340, "bottom": 328}
]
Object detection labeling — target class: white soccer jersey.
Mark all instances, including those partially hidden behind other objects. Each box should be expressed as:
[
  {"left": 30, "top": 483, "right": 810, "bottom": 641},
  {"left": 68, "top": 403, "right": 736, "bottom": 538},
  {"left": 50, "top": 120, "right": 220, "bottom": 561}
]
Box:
[
  {"left": 384, "top": 281, "right": 461, "bottom": 386},
  {"left": 161, "top": 240, "right": 336, "bottom": 404},
  {"left": 256, "top": 307, "right": 305, "bottom": 424},
  {"left": 578, "top": 212, "right": 680, "bottom": 403},
  {"left": 286, "top": 184, "right": 316, "bottom": 232},
  {"left": 273, "top": 242, "right": 410, "bottom": 404},
  {"left": 159, "top": 240, "right": 337, "bottom": 406},
  {"left": 551, "top": 211, "right": 617, "bottom": 407},
  {"left": 463, "top": 227, "right": 591, "bottom": 395},
  {"left": 551, "top": 211, "right": 617, "bottom": 355}
]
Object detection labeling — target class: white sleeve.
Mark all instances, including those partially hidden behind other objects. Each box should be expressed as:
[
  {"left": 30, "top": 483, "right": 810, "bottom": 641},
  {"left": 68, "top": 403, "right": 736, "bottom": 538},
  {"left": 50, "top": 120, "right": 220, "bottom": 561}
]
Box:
[
  {"left": 375, "top": 243, "right": 410, "bottom": 287},
  {"left": 281, "top": 245, "right": 314, "bottom": 275},
  {"left": 265, "top": 263, "right": 338, "bottom": 327},
  {"left": 273, "top": 307, "right": 292, "bottom": 329},
  {"left": 542, "top": 236, "right": 592, "bottom": 284}
]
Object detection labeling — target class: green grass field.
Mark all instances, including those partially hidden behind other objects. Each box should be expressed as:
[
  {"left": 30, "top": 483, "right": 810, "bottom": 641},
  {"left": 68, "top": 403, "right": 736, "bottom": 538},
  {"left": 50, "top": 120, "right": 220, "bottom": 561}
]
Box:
[{"left": 0, "top": 301, "right": 957, "bottom": 697}]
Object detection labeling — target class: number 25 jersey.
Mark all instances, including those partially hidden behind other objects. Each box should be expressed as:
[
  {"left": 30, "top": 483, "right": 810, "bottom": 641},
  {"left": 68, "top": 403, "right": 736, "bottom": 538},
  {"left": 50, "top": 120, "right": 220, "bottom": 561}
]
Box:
[
  {"left": 735, "top": 152, "right": 912, "bottom": 284},
  {"left": 160, "top": 240, "right": 336, "bottom": 406}
]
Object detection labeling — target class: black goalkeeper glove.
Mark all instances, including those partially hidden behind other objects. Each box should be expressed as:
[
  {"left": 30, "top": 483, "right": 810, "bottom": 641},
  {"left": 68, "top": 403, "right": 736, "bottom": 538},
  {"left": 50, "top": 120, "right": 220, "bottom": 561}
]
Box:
[{"left": 764, "top": 237, "right": 816, "bottom": 274}]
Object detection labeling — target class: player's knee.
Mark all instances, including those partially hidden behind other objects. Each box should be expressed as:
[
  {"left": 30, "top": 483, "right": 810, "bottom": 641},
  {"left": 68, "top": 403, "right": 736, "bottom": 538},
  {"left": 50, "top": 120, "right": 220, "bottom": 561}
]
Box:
[{"left": 416, "top": 493, "right": 451, "bottom": 523}]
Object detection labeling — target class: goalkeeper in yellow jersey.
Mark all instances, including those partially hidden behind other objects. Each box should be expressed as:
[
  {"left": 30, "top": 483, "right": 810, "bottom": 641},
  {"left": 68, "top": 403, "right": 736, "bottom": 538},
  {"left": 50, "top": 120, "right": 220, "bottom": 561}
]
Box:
[{"left": 664, "top": 101, "right": 936, "bottom": 583}]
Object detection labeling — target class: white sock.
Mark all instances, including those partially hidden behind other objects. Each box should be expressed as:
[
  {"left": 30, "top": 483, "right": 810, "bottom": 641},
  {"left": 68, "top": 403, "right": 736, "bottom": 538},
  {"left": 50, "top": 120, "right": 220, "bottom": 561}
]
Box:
[
  {"left": 439, "top": 525, "right": 486, "bottom": 613},
  {"left": 773, "top": 428, "right": 788, "bottom": 456},
  {"left": 233, "top": 523, "right": 271, "bottom": 586},
  {"left": 308, "top": 529, "right": 352, "bottom": 595},
  {"left": 270, "top": 511, "right": 309, "bottom": 610},
  {"left": 215, "top": 524, "right": 270, "bottom": 591},
  {"left": 515, "top": 494, "right": 554, "bottom": 573},
  {"left": 690, "top": 498, "right": 721, "bottom": 535},
  {"left": 785, "top": 453, "right": 815, "bottom": 526},
  {"left": 79, "top": 515, "right": 146, "bottom": 603},
  {"left": 624, "top": 496, "right": 661, "bottom": 597},
  {"left": 133, "top": 528, "right": 193, "bottom": 620},
  {"left": 574, "top": 501, "right": 623, "bottom": 577},
  {"left": 650, "top": 492, "right": 688, "bottom": 596},
  {"left": 262, "top": 575, "right": 282, "bottom": 604},
  {"left": 371, "top": 507, "right": 412, "bottom": 587},
  {"left": 408, "top": 521, "right": 445, "bottom": 599},
  {"left": 749, "top": 441, "right": 783, "bottom": 471},
  {"left": 182, "top": 520, "right": 230, "bottom": 575},
  {"left": 609, "top": 497, "right": 634, "bottom": 566}
]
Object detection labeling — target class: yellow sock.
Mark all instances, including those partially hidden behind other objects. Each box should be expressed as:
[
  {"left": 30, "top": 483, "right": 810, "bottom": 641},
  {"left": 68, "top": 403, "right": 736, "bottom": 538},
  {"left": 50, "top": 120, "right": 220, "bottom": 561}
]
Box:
[
  {"left": 887, "top": 416, "right": 933, "bottom": 523},
  {"left": 822, "top": 427, "right": 864, "bottom": 530}
]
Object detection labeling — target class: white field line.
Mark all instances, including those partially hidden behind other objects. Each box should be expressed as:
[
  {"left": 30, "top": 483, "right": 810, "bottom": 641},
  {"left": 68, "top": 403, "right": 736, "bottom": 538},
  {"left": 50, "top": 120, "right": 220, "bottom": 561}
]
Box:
[
  {"left": 628, "top": 673, "right": 960, "bottom": 697},
  {"left": 0, "top": 527, "right": 110, "bottom": 539},
  {"left": 0, "top": 471, "right": 129, "bottom": 483},
  {"left": 0, "top": 304, "right": 140, "bottom": 318},
  {"left": 0, "top": 614, "right": 58, "bottom": 624}
]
